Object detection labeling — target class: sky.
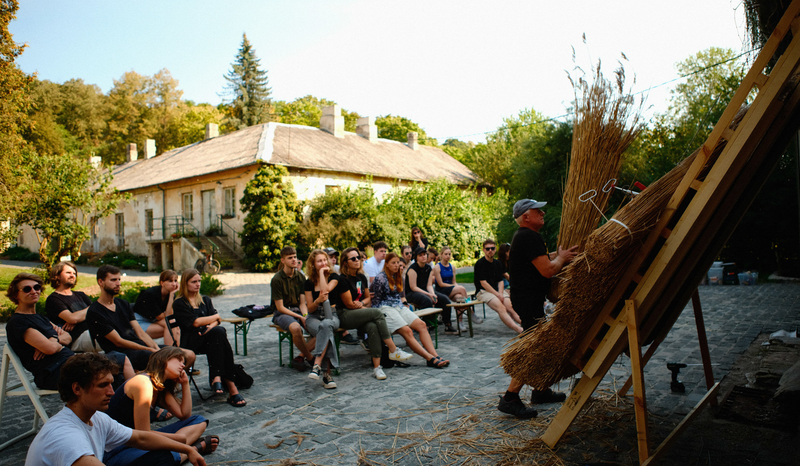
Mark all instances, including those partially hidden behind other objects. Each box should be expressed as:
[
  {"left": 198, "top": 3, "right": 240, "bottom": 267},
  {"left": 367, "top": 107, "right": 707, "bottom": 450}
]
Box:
[{"left": 11, "top": 0, "right": 751, "bottom": 143}]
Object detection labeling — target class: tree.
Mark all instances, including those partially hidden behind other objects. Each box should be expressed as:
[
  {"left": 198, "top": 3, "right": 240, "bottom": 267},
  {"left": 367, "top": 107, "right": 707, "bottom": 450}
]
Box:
[
  {"left": 273, "top": 95, "right": 360, "bottom": 131},
  {"left": 298, "top": 185, "right": 381, "bottom": 253},
  {"left": 375, "top": 115, "right": 436, "bottom": 145},
  {"left": 223, "top": 34, "right": 272, "bottom": 130},
  {"left": 239, "top": 164, "right": 302, "bottom": 271}
]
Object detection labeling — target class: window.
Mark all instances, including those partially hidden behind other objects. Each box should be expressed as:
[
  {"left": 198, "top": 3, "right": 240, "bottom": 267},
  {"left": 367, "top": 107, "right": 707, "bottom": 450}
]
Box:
[
  {"left": 223, "top": 187, "right": 236, "bottom": 217},
  {"left": 145, "top": 209, "right": 154, "bottom": 236},
  {"left": 115, "top": 213, "right": 124, "bottom": 249},
  {"left": 182, "top": 193, "right": 193, "bottom": 221}
]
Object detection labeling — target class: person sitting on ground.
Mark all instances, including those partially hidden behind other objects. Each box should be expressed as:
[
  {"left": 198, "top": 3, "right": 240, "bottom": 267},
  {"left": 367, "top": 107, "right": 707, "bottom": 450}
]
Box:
[
  {"left": 104, "top": 347, "right": 218, "bottom": 465},
  {"left": 45, "top": 261, "right": 96, "bottom": 353},
  {"left": 409, "top": 226, "right": 429, "bottom": 251},
  {"left": 25, "top": 353, "right": 206, "bottom": 466},
  {"left": 133, "top": 270, "right": 180, "bottom": 347},
  {"left": 372, "top": 253, "right": 450, "bottom": 369},
  {"left": 271, "top": 246, "right": 317, "bottom": 370},
  {"left": 173, "top": 269, "right": 247, "bottom": 407},
  {"left": 427, "top": 246, "right": 438, "bottom": 266},
  {"left": 433, "top": 246, "right": 478, "bottom": 330},
  {"left": 303, "top": 249, "right": 341, "bottom": 389},
  {"left": 87, "top": 265, "right": 196, "bottom": 372},
  {"left": 474, "top": 239, "right": 523, "bottom": 333},
  {"left": 405, "top": 247, "right": 457, "bottom": 335},
  {"left": 333, "top": 247, "right": 413, "bottom": 380},
  {"left": 363, "top": 241, "right": 388, "bottom": 285},
  {"left": 497, "top": 242, "right": 512, "bottom": 290}
]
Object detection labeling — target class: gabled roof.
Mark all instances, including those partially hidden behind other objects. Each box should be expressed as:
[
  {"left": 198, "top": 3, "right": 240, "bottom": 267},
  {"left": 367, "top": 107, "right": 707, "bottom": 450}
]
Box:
[{"left": 110, "top": 122, "right": 479, "bottom": 191}]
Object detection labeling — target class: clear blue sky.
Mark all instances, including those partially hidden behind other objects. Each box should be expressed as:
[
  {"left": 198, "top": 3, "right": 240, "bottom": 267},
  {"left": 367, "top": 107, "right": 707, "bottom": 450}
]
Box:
[{"left": 11, "top": 0, "right": 749, "bottom": 143}]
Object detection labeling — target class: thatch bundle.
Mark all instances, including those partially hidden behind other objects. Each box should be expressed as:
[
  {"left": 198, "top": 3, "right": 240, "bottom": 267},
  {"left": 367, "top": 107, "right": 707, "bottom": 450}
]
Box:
[{"left": 557, "top": 62, "right": 643, "bottom": 253}]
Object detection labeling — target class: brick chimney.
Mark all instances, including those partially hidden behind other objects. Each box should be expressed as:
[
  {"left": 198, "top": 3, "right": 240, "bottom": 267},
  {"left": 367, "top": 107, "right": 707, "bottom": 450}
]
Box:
[
  {"left": 126, "top": 143, "right": 138, "bottom": 162},
  {"left": 205, "top": 123, "right": 219, "bottom": 140},
  {"left": 144, "top": 139, "right": 156, "bottom": 159},
  {"left": 320, "top": 105, "right": 344, "bottom": 138},
  {"left": 407, "top": 132, "right": 418, "bottom": 150},
  {"left": 356, "top": 116, "right": 377, "bottom": 142}
]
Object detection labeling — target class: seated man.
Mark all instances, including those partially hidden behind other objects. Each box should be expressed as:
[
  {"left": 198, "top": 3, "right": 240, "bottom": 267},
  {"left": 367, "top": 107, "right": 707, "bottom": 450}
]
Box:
[
  {"left": 25, "top": 353, "right": 206, "bottom": 466},
  {"left": 363, "top": 241, "right": 388, "bottom": 285},
  {"left": 271, "top": 246, "right": 316, "bottom": 370},
  {"left": 45, "top": 261, "right": 96, "bottom": 352},
  {"left": 87, "top": 265, "right": 195, "bottom": 371},
  {"left": 474, "top": 239, "right": 523, "bottom": 333}
]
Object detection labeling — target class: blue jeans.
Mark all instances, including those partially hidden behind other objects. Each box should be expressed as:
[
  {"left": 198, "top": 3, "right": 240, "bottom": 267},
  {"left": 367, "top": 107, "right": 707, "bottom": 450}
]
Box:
[{"left": 104, "top": 415, "right": 208, "bottom": 466}]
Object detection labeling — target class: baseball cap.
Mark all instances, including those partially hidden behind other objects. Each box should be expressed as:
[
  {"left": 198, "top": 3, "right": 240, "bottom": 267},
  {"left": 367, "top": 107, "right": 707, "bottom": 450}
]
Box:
[
  {"left": 513, "top": 199, "right": 547, "bottom": 218},
  {"left": 323, "top": 247, "right": 338, "bottom": 256}
]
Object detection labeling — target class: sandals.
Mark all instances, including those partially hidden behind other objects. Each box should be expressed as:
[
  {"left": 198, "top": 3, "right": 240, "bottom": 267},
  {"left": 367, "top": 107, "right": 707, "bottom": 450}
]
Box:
[
  {"left": 150, "top": 406, "right": 173, "bottom": 422},
  {"left": 211, "top": 381, "right": 225, "bottom": 395},
  {"left": 192, "top": 435, "right": 220, "bottom": 455},
  {"left": 427, "top": 356, "right": 449, "bottom": 369},
  {"left": 227, "top": 393, "right": 247, "bottom": 407}
]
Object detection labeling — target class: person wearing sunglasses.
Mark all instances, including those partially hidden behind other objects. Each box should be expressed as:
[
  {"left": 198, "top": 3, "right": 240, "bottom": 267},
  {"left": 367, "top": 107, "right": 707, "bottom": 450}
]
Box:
[
  {"left": 333, "top": 247, "right": 413, "bottom": 380},
  {"left": 474, "top": 239, "right": 523, "bottom": 333}
]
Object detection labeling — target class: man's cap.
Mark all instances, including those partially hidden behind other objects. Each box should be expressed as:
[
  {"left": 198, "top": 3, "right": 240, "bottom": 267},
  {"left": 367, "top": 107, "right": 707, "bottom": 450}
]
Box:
[
  {"left": 323, "top": 247, "right": 339, "bottom": 256},
  {"left": 513, "top": 199, "right": 547, "bottom": 218},
  {"left": 412, "top": 247, "right": 428, "bottom": 258}
]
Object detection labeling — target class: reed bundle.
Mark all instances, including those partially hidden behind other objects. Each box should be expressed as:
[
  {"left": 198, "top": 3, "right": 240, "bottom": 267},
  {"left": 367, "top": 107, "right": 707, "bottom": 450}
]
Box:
[{"left": 557, "top": 62, "right": 644, "bottom": 253}]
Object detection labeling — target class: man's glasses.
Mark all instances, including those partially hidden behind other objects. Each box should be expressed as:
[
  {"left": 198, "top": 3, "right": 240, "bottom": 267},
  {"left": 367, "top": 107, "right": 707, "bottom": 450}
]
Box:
[
  {"left": 485, "top": 247, "right": 496, "bottom": 251},
  {"left": 347, "top": 256, "right": 360, "bottom": 262},
  {"left": 22, "top": 284, "right": 42, "bottom": 293}
]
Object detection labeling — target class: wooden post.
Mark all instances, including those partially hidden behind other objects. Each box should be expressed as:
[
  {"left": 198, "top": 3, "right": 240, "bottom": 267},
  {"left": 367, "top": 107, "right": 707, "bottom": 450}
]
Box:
[
  {"left": 691, "top": 289, "right": 717, "bottom": 406},
  {"left": 626, "top": 300, "right": 650, "bottom": 463}
]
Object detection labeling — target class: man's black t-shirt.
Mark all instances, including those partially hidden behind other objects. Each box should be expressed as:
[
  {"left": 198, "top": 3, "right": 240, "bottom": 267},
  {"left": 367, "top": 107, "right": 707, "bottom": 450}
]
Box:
[
  {"left": 404, "top": 262, "right": 431, "bottom": 292},
  {"left": 334, "top": 273, "right": 368, "bottom": 308},
  {"left": 509, "top": 227, "right": 550, "bottom": 304},
  {"left": 86, "top": 298, "right": 144, "bottom": 354},
  {"left": 133, "top": 285, "right": 168, "bottom": 320},
  {"left": 473, "top": 257, "right": 504, "bottom": 292},
  {"left": 45, "top": 291, "right": 92, "bottom": 341}
]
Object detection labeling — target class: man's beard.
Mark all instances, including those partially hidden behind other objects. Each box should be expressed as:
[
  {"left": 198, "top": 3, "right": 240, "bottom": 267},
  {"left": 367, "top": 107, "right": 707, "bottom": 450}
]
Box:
[
  {"left": 103, "top": 285, "right": 120, "bottom": 296},
  {"left": 61, "top": 280, "right": 76, "bottom": 289}
]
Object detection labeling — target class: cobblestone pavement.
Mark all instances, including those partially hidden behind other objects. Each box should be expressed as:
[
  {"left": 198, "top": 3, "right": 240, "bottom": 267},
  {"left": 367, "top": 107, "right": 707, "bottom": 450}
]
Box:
[{"left": 1, "top": 276, "right": 798, "bottom": 465}]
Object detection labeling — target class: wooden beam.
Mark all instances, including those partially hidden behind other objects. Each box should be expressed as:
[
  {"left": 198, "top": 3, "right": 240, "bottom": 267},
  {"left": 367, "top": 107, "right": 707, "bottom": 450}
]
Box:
[
  {"left": 626, "top": 300, "right": 650, "bottom": 463},
  {"left": 691, "top": 290, "right": 716, "bottom": 406}
]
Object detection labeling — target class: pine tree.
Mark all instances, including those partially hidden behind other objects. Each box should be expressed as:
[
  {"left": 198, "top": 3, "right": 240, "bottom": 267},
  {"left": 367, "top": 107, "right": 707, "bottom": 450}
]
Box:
[{"left": 223, "top": 34, "right": 272, "bottom": 130}]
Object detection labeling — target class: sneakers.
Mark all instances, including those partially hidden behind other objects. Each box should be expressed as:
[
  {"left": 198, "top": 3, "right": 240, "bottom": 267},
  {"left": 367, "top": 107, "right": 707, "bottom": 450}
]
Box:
[
  {"left": 458, "top": 321, "right": 468, "bottom": 332},
  {"left": 388, "top": 348, "right": 413, "bottom": 362},
  {"left": 308, "top": 364, "right": 322, "bottom": 380},
  {"left": 443, "top": 324, "right": 458, "bottom": 335},
  {"left": 374, "top": 366, "right": 387, "bottom": 380},
  {"left": 322, "top": 372, "right": 337, "bottom": 389},
  {"left": 292, "top": 356, "right": 308, "bottom": 372},
  {"left": 530, "top": 388, "right": 567, "bottom": 404},
  {"left": 341, "top": 333, "right": 359, "bottom": 345},
  {"left": 471, "top": 312, "right": 484, "bottom": 324},
  {"left": 498, "top": 395, "right": 538, "bottom": 419}
]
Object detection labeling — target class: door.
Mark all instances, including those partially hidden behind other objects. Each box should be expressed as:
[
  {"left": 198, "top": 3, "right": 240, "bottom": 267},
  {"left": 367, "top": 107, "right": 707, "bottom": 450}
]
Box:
[{"left": 202, "top": 190, "right": 216, "bottom": 233}]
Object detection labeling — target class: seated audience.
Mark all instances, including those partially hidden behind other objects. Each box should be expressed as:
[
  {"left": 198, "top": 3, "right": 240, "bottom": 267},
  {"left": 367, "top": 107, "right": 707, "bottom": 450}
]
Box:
[
  {"left": 474, "top": 239, "right": 523, "bottom": 333},
  {"left": 372, "top": 253, "right": 450, "bottom": 369},
  {"left": 87, "top": 265, "right": 195, "bottom": 372},
  {"left": 104, "top": 347, "right": 217, "bottom": 465},
  {"left": 409, "top": 227, "right": 429, "bottom": 251},
  {"left": 433, "top": 246, "right": 477, "bottom": 330},
  {"left": 45, "top": 261, "right": 96, "bottom": 352},
  {"left": 303, "top": 249, "right": 341, "bottom": 389},
  {"left": 400, "top": 245, "right": 413, "bottom": 282},
  {"left": 173, "top": 269, "right": 247, "bottom": 407},
  {"left": 25, "top": 353, "right": 206, "bottom": 466},
  {"left": 427, "top": 246, "right": 438, "bottom": 266},
  {"left": 133, "top": 270, "right": 180, "bottom": 347},
  {"left": 405, "top": 248, "right": 456, "bottom": 334},
  {"left": 497, "top": 242, "right": 512, "bottom": 290},
  {"left": 363, "top": 241, "right": 388, "bottom": 284},
  {"left": 271, "top": 246, "right": 316, "bottom": 370},
  {"left": 324, "top": 247, "right": 340, "bottom": 274},
  {"left": 333, "top": 247, "right": 413, "bottom": 380}
]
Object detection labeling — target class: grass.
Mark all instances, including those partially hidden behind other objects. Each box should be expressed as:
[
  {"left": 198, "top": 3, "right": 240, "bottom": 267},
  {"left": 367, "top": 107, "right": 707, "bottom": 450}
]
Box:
[
  {"left": 0, "top": 265, "right": 96, "bottom": 306},
  {"left": 456, "top": 272, "right": 473, "bottom": 283}
]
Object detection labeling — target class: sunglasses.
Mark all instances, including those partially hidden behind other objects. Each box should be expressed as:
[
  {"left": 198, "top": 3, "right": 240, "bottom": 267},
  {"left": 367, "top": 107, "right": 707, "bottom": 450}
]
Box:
[
  {"left": 22, "top": 284, "right": 42, "bottom": 293},
  {"left": 485, "top": 247, "right": 496, "bottom": 251},
  {"left": 347, "top": 256, "right": 360, "bottom": 262}
]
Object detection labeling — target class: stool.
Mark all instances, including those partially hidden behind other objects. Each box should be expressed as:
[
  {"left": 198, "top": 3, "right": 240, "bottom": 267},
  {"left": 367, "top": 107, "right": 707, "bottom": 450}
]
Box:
[{"left": 221, "top": 317, "right": 252, "bottom": 355}]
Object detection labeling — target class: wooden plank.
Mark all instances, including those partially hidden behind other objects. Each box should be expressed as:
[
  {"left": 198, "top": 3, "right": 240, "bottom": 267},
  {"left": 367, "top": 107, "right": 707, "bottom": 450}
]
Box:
[
  {"left": 641, "top": 383, "right": 720, "bottom": 466},
  {"left": 626, "top": 300, "right": 650, "bottom": 463},
  {"left": 692, "top": 290, "right": 716, "bottom": 402},
  {"left": 541, "top": 371, "right": 605, "bottom": 447},
  {"left": 584, "top": 306, "right": 629, "bottom": 378}
]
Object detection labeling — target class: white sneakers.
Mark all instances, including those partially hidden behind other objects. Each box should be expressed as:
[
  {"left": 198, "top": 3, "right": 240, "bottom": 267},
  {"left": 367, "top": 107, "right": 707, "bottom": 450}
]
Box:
[
  {"left": 459, "top": 321, "right": 468, "bottom": 332},
  {"left": 388, "top": 348, "right": 413, "bottom": 361},
  {"left": 374, "top": 366, "right": 387, "bottom": 380},
  {"left": 472, "top": 311, "right": 484, "bottom": 324}
]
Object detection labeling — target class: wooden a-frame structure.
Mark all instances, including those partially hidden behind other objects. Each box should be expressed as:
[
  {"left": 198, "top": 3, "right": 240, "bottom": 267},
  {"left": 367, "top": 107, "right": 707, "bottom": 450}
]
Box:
[{"left": 540, "top": 2, "right": 800, "bottom": 464}]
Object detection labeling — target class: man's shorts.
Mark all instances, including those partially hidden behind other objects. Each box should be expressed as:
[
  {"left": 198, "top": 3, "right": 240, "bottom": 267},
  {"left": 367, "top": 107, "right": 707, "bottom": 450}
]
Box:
[
  {"left": 273, "top": 307, "right": 303, "bottom": 329},
  {"left": 379, "top": 306, "right": 418, "bottom": 334},
  {"left": 475, "top": 288, "right": 510, "bottom": 304}
]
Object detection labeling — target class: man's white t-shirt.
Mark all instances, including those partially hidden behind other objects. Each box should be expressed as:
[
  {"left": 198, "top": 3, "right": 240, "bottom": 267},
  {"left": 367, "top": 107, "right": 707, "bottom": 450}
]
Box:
[
  {"left": 26, "top": 407, "right": 132, "bottom": 466},
  {"left": 363, "top": 257, "right": 385, "bottom": 279}
]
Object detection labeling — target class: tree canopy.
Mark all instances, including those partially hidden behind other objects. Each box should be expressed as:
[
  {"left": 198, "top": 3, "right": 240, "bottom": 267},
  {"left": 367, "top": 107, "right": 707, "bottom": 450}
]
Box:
[
  {"left": 375, "top": 114, "right": 436, "bottom": 145},
  {"left": 223, "top": 33, "right": 272, "bottom": 130}
]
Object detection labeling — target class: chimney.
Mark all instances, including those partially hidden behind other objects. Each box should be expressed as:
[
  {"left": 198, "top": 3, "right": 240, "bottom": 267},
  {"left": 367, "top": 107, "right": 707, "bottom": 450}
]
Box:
[
  {"left": 356, "top": 116, "right": 377, "bottom": 142},
  {"left": 144, "top": 139, "right": 156, "bottom": 159},
  {"left": 320, "top": 105, "right": 344, "bottom": 138},
  {"left": 205, "top": 123, "right": 219, "bottom": 140},
  {"left": 126, "top": 143, "right": 138, "bottom": 162},
  {"left": 407, "top": 132, "right": 418, "bottom": 150},
  {"left": 90, "top": 156, "right": 102, "bottom": 169}
]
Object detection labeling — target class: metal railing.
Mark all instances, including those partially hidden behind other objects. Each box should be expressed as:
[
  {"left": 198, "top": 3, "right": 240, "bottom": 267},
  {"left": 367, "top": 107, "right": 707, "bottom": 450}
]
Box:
[
  {"left": 216, "top": 215, "right": 243, "bottom": 257},
  {"left": 147, "top": 215, "right": 219, "bottom": 254}
]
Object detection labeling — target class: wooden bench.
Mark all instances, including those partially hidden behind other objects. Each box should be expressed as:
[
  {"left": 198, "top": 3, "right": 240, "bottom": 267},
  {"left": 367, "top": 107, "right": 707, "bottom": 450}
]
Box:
[
  {"left": 221, "top": 316, "right": 254, "bottom": 356},
  {"left": 271, "top": 324, "right": 344, "bottom": 375},
  {"left": 413, "top": 307, "right": 441, "bottom": 348},
  {"left": 446, "top": 301, "right": 485, "bottom": 338}
]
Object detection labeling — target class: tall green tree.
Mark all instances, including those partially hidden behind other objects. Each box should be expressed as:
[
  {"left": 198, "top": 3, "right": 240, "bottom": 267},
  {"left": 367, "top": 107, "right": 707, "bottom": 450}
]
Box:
[
  {"left": 273, "top": 95, "right": 360, "bottom": 131},
  {"left": 223, "top": 34, "right": 272, "bottom": 130},
  {"left": 375, "top": 114, "right": 436, "bottom": 145}
]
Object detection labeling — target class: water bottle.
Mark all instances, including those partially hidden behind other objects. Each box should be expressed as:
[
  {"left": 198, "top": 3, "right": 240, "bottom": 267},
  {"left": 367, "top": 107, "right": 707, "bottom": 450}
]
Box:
[{"left": 323, "top": 299, "right": 333, "bottom": 320}]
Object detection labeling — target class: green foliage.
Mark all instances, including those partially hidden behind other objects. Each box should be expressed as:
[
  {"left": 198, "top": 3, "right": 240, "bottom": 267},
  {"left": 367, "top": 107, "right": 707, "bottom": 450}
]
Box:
[
  {"left": 96, "top": 250, "right": 148, "bottom": 271},
  {"left": 118, "top": 281, "right": 150, "bottom": 304},
  {"left": 375, "top": 115, "right": 437, "bottom": 145},
  {"left": 223, "top": 34, "right": 272, "bottom": 130},
  {"left": 240, "top": 164, "right": 302, "bottom": 271},
  {"left": 200, "top": 273, "right": 225, "bottom": 296},
  {"left": 298, "top": 186, "right": 382, "bottom": 251},
  {"left": 273, "top": 95, "right": 361, "bottom": 131},
  {"left": 0, "top": 245, "right": 41, "bottom": 261}
]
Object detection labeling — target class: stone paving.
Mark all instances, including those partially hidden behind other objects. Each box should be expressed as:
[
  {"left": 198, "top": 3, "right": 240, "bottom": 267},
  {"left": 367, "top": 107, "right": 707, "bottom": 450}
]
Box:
[{"left": 1, "top": 270, "right": 798, "bottom": 465}]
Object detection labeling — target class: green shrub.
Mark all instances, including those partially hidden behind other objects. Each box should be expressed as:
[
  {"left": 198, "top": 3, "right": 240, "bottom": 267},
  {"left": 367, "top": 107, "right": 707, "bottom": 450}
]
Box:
[
  {"left": 1, "top": 246, "right": 41, "bottom": 262},
  {"left": 0, "top": 301, "right": 15, "bottom": 322},
  {"left": 200, "top": 273, "right": 224, "bottom": 296},
  {"left": 119, "top": 281, "right": 151, "bottom": 303},
  {"left": 98, "top": 251, "right": 147, "bottom": 270}
]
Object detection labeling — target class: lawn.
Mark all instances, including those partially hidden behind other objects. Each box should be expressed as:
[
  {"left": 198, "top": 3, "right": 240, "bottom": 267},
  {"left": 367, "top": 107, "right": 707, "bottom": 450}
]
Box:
[{"left": 456, "top": 272, "right": 473, "bottom": 283}]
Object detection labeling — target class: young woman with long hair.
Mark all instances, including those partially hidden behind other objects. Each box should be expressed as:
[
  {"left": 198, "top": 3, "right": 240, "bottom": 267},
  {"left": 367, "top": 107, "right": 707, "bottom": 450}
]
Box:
[
  {"left": 408, "top": 227, "right": 429, "bottom": 251},
  {"left": 303, "top": 249, "right": 340, "bottom": 389},
  {"left": 433, "top": 246, "right": 477, "bottom": 330}
]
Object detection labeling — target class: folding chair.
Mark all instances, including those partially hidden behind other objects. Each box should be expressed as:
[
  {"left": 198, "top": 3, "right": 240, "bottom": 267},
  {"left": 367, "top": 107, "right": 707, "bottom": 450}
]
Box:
[
  {"left": 0, "top": 344, "right": 58, "bottom": 450},
  {"left": 164, "top": 315, "right": 208, "bottom": 401}
]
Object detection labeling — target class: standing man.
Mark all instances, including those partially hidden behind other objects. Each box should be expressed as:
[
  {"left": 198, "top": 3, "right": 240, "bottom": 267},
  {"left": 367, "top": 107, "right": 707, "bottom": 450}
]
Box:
[
  {"left": 474, "top": 239, "right": 523, "bottom": 333},
  {"left": 46, "top": 261, "right": 95, "bottom": 352},
  {"left": 271, "top": 246, "right": 316, "bottom": 370},
  {"left": 25, "top": 353, "right": 206, "bottom": 466},
  {"left": 363, "top": 241, "right": 388, "bottom": 285},
  {"left": 498, "top": 199, "right": 578, "bottom": 419}
]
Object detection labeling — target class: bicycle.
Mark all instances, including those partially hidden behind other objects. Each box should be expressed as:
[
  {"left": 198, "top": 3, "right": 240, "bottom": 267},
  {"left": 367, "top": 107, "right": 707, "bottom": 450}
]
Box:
[{"left": 195, "top": 249, "right": 221, "bottom": 274}]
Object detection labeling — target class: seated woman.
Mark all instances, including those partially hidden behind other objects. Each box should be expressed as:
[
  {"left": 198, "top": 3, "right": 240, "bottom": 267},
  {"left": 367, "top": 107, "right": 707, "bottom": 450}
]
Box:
[
  {"left": 104, "top": 347, "right": 218, "bottom": 465},
  {"left": 133, "top": 270, "right": 180, "bottom": 347},
  {"left": 173, "top": 269, "right": 247, "bottom": 407},
  {"left": 405, "top": 248, "right": 456, "bottom": 334},
  {"left": 433, "top": 246, "right": 477, "bottom": 330},
  {"left": 409, "top": 227, "right": 429, "bottom": 252},
  {"left": 372, "top": 253, "right": 450, "bottom": 369},
  {"left": 334, "top": 247, "right": 413, "bottom": 380},
  {"left": 5, "top": 272, "right": 134, "bottom": 390},
  {"left": 303, "top": 249, "right": 340, "bottom": 389}
]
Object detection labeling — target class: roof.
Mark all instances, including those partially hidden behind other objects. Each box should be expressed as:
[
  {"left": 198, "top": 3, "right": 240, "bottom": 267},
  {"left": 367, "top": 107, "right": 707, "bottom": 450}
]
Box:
[{"left": 110, "top": 122, "right": 480, "bottom": 191}]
